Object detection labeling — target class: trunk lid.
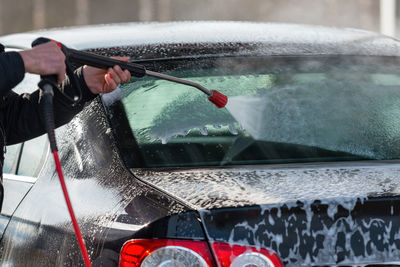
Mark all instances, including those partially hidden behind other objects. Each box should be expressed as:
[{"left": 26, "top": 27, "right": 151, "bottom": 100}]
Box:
[
  {"left": 132, "top": 161, "right": 400, "bottom": 265},
  {"left": 131, "top": 160, "right": 400, "bottom": 209}
]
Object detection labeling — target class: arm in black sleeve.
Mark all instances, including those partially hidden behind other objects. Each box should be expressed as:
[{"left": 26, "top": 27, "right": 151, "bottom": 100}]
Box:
[
  {"left": 2, "top": 67, "right": 97, "bottom": 145},
  {"left": 0, "top": 51, "right": 25, "bottom": 96}
]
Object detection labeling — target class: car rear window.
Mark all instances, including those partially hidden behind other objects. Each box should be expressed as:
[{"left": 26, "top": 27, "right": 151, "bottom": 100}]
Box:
[{"left": 104, "top": 55, "right": 400, "bottom": 167}]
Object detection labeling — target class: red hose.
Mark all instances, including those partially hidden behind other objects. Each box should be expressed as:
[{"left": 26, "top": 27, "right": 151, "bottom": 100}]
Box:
[{"left": 53, "top": 150, "right": 92, "bottom": 267}]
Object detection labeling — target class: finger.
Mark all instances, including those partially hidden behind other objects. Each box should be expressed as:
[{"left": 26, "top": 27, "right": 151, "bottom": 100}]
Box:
[
  {"left": 113, "top": 65, "right": 129, "bottom": 83},
  {"left": 107, "top": 68, "right": 121, "bottom": 85},
  {"left": 104, "top": 73, "right": 117, "bottom": 91},
  {"left": 124, "top": 70, "right": 131, "bottom": 82},
  {"left": 110, "top": 57, "right": 131, "bottom": 82},
  {"left": 102, "top": 82, "right": 109, "bottom": 94},
  {"left": 57, "top": 72, "right": 66, "bottom": 85}
]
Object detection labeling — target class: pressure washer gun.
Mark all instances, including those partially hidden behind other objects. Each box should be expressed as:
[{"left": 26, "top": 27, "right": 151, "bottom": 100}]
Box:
[
  {"left": 32, "top": 37, "right": 228, "bottom": 267},
  {"left": 34, "top": 37, "right": 228, "bottom": 108}
]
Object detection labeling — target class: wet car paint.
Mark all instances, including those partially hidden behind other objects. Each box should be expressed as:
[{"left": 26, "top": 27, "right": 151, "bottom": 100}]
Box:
[
  {"left": 0, "top": 99, "right": 191, "bottom": 266},
  {"left": 0, "top": 176, "right": 34, "bottom": 239},
  {"left": 199, "top": 197, "right": 400, "bottom": 266}
]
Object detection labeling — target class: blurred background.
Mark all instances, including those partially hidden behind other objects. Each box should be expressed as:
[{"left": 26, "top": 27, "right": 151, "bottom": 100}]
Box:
[{"left": 0, "top": 0, "right": 399, "bottom": 37}]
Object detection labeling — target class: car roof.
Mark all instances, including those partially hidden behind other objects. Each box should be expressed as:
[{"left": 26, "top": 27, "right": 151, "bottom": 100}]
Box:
[{"left": 1, "top": 21, "right": 400, "bottom": 56}]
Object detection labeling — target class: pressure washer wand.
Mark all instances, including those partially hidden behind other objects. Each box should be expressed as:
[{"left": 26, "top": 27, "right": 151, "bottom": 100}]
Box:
[
  {"left": 145, "top": 70, "right": 228, "bottom": 108},
  {"left": 59, "top": 40, "right": 228, "bottom": 108},
  {"left": 145, "top": 70, "right": 211, "bottom": 96}
]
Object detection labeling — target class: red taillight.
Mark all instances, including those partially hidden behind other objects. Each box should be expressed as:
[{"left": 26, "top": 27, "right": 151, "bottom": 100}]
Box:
[
  {"left": 212, "top": 242, "right": 284, "bottom": 267},
  {"left": 119, "top": 239, "right": 284, "bottom": 267},
  {"left": 119, "top": 239, "right": 215, "bottom": 267}
]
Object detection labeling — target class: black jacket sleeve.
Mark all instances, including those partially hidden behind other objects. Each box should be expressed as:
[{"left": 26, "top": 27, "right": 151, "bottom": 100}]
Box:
[
  {"left": 0, "top": 51, "right": 25, "bottom": 96},
  {"left": 0, "top": 55, "right": 97, "bottom": 145}
]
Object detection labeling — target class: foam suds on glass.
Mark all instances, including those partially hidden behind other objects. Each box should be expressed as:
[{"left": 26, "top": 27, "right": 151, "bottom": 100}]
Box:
[
  {"left": 146, "top": 91, "right": 239, "bottom": 144},
  {"left": 224, "top": 80, "right": 400, "bottom": 160},
  {"left": 154, "top": 122, "right": 240, "bottom": 145},
  {"left": 122, "top": 73, "right": 269, "bottom": 144}
]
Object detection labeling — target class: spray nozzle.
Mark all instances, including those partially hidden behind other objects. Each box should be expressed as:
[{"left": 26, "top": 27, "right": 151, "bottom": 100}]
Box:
[{"left": 208, "top": 90, "right": 228, "bottom": 108}]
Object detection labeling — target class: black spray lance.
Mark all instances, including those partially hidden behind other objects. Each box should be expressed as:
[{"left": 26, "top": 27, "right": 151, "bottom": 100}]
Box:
[
  {"left": 32, "top": 37, "right": 228, "bottom": 267},
  {"left": 35, "top": 37, "right": 228, "bottom": 108}
]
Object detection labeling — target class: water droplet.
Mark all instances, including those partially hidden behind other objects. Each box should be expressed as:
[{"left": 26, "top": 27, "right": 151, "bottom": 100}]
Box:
[
  {"left": 200, "top": 127, "right": 208, "bottom": 135},
  {"left": 228, "top": 124, "right": 238, "bottom": 135}
]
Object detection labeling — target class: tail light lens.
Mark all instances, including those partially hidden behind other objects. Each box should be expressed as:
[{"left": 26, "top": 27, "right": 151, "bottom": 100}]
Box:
[
  {"left": 119, "top": 239, "right": 283, "bottom": 267},
  {"left": 212, "top": 242, "right": 284, "bottom": 267},
  {"left": 119, "top": 239, "right": 214, "bottom": 267}
]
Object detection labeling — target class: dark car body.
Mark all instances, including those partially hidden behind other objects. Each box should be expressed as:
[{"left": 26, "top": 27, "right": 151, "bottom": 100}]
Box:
[{"left": 1, "top": 21, "right": 400, "bottom": 266}]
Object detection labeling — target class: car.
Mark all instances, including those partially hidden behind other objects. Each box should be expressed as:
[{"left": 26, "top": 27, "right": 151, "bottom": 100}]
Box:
[{"left": 1, "top": 21, "right": 400, "bottom": 266}]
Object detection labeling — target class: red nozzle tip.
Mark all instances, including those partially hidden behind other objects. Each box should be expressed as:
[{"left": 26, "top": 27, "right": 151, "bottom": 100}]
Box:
[
  {"left": 51, "top": 40, "right": 62, "bottom": 49},
  {"left": 208, "top": 90, "right": 228, "bottom": 108}
]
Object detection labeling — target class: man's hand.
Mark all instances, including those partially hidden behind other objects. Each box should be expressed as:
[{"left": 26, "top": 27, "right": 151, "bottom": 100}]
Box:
[
  {"left": 18, "top": 42, "right": 66, "bottom": 84},
  {"left": 82, "top": 57, "right": 131, "bottom": 94}
]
